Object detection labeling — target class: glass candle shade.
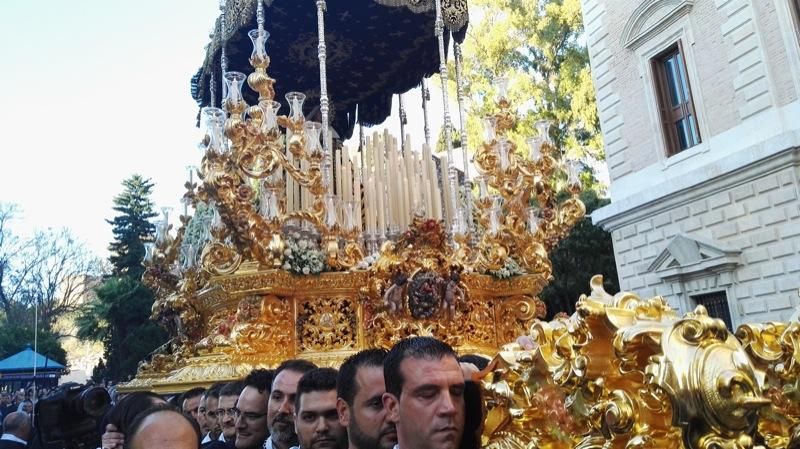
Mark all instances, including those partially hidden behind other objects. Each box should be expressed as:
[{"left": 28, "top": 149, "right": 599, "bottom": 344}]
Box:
[
  {"left": 494, "top": 77, "right": 509, "bottom": 100},
  {"left": 477, "top": 175, "right": 490, "bottom": 200},
  {"left": 534, "top": 120, "right": 552, "bottom": 147},
  {"left": 201, "top": 107, "right": 226, "bottom": 153},
  {"left": 223, "top": 71, "right": 247, "bottom": 105},
  {"left": 260, "top": 100, "right": 281, "bottom": 133},
  {"left": 488, "top": 196, "right": 503, "bottom": 235},
  {"left": 181, "top": 244, "right": 198, "bottom": 270},
  {"left": 324, "top": 194, "right": 339, "bottom": 229},
  {"left": 304, "top": 121, "right": 323, "bottom": 154},
  {"left": 566, "top": 160, "right": 582, "bottom": 194},
  {"left": 527, "top": 137, "right": 543, "bottom": 162},
  {"left": 343, "top": 201, "right": 357, "bottom": 233},
  {"left": 526, "top": 207, "right": 541, "bottom": 233},
  {"left": 286, "top": 91, "right": 306, "bottom": 121},
  {"left": 497, "top": 139, "right": 511, "bottom": 171},
  {"left": 144, "top": 242, "right": 155, "bottom": 263},
  {"left": 248, "top": 29, "right": 270, "bottom": 61},
  {"left": 483, "top": 116, "right": 497, "bottom": 142},
  {"left": 259, "top": 185, "right": 282, "bottom": 220}
]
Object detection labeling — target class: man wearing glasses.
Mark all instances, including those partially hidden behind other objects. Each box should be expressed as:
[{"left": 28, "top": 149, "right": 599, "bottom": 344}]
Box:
[
  {"left": 217, "top": 381, "right": 244, "bottom": 447},
  {"left": 234, "top": 369, "right": 274, "bottom": 449}
]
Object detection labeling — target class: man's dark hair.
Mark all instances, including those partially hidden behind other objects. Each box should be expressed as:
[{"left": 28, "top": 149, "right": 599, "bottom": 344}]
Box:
[
  {"left": 100, "top": 391, "right": 164, "bottom": 435},
  {"left": 337, "top": 348, "right": 387, "bottom": 406},
  {"left": 182, "top": 387, "right": 206, "bottom": 403},
  {"left": 219, "top": 381, "right": 244, "bottom": 398},
  {"left": 124, "top": 403, "right": 201, "bottom": 449},
  {"left": 244, "top": 369, "right": 274, "bottom": 394},
  {"left": 384, "top": 336, "right": 457, "bottom": 397},
  {"left": 272, "top": 359, "right": 317, "bottom": 389},
  {"left": 203, "top": 382, "right": 224, "bottom": 400},
  {"left": 294, "top": 368, "right": 338, "bottom": 411},
  {"left": 458, "top": 354, "right": 490, "bottom": 370}
]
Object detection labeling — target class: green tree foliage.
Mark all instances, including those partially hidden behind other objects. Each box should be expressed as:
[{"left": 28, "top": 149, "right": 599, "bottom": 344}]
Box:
[
  {"left": 107, "top": 175, "right": 158, "bottom": 279},
  {"left": 77, "top": 276, "right": 165, "bottom": 381},
  {"left": 77, "top": 175, "right": 166, "bottom": 382},
  {"left": 539, "top": 190, "right": 619, "bottom": 317},
  {"left": 442, "top": 0, "right": 603, "bottom": 177},
  {"left": 0, "top": 324, "right": 67, "bottom": 365}
]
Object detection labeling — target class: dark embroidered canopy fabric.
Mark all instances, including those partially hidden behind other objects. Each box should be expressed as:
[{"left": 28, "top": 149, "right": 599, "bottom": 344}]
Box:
[{"left": 191, "top": 0, "right": 468, "bottom": 140}]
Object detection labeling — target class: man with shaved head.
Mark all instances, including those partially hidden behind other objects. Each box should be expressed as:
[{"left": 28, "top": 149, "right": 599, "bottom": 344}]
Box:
[
  {"left": 126, "top": 404, "right": 200, "bottom": 449},
  {"left": 0, "top": 412, "right": 31, "bottom": 449}
]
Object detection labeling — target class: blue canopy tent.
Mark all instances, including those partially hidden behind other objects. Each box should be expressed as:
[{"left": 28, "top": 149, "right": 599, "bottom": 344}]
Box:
[{"left": 0, "top": 346, "right": 66, "bottom": 391}]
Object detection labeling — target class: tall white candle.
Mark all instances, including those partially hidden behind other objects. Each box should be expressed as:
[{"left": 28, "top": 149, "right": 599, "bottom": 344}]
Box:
[
  {"left": 354, "top": 161, "right": 362, "bottom": 231},
  {"left": 336, "top": 146, "right": 344, "bottom": 199},
  {"left": 376, "top": 179, "right": 385, "bottom": 235}
]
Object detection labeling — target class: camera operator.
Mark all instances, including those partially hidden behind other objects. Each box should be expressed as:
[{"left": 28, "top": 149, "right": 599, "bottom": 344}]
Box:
[
  {"left": 29, "top": 383, "right": 111, "bottom": 449},
  {"left": 1, "top": 412, "right": 31, "bottom": 449}
]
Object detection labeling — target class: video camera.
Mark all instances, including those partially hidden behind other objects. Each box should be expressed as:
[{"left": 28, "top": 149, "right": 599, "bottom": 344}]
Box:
[{"left": 34, "top": 382, "right": 111, "bottom": 449}]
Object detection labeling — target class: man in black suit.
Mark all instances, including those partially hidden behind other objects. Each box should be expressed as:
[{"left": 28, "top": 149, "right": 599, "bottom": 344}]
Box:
[{"left": 0, "top": 411, "right": 30, "bottom": 449}]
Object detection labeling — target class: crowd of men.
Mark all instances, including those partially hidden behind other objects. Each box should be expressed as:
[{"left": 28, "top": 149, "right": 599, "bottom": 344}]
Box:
[{"left": 0, "top": 336, "right": 486, "bottom": 449}]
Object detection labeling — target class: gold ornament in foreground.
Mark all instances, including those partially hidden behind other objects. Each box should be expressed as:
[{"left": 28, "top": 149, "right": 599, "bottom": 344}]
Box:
[{"left": 478, "top": 275, "right": 800, "bottom": 449}]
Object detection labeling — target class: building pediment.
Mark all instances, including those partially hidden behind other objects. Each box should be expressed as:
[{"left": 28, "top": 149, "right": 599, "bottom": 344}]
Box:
[
  {"left": 621, "top": 0, "right": 694, "bottom": 49},
  {"left": 647, "top": 234, "right": 741, "bottom": 282}
]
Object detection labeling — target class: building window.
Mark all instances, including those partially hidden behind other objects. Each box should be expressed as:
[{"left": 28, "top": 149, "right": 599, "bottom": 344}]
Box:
[
  {"left": 652, "top": 42, "right": 701, "bottom": 156},
  {"left": 691, "top": 291, "right": 733, "bottom": 329}
]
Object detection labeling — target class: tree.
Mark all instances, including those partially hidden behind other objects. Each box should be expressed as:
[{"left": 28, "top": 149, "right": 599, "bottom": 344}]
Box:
[
  {"left": 539, "top": 190, "right": 619, "bottom": 317},
  {"left": 0, "top": 324, "right": 67, "bottom": 365},
  {"left": 77, "top": 276, "right": 165, "bottom": 381},
  {"left": 441, "top": 0, "right": 603, "bottom": 185},
  {"left": 77, "top": 175, "right": 166, "bottom": 382},
  {"left": 107, "top": 175, "right": 158, "bottom": 279},
  {"left": 0, "top": 203, "right": 101, "bottom": 334}
]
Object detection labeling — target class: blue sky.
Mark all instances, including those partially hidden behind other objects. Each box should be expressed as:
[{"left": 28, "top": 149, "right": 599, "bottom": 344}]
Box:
[
  {"left": 0, "top": 0, "right": 447, "bottom": 258},
  {"left": 0, "top": 1, "right": 228, "bottom": 256}
]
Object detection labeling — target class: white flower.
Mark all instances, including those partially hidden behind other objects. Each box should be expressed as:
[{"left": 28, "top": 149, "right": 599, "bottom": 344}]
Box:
[
  {"left": 282, "top": 262, "right": 291, "bottom": 270},
  {"left": 302, "top": 266, "right": 310, "bottom": 274},
  {"left": 298, "top": 239, "right": 308, "bottom": 249}
]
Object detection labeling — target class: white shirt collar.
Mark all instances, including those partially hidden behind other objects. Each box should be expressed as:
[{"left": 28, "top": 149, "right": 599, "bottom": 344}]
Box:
[
  {"left": 201, "top": 432, "right": 212, "bottom": 444},
  {"left": 0, "top": 434, "right": 27, "bottom": 444}
]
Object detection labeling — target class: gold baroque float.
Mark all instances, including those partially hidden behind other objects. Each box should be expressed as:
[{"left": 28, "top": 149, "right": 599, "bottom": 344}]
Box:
[
  {"left": 132, "top": 243, "right": 547, "bottom": 392},
  {"left": 478, "top": 275, "right": 800, "bottom": 449}
]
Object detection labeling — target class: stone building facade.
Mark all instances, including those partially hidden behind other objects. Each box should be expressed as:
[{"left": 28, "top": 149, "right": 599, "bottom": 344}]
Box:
[{"left": 583, "top": 0, "right": 800, "bottom": 326}]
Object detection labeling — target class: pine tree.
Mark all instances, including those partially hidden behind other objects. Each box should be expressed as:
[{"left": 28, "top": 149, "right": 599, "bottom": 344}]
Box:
[
  {"left": 77, "top": 175, "right": 166, "bottom": 382},
  {"left": 107, "top": 175, "right": 158, "bottom": 279}
]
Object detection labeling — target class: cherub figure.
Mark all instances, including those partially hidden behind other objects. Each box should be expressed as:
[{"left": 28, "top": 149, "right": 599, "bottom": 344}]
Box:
[
  {"left": 443, "top": 269, "right": 465, "bottom": 319},
  {"left": 383, "top": 272, "right": 408, "bottom": 315}
]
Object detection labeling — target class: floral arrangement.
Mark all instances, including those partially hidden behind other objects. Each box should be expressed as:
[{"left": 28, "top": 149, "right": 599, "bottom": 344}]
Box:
[
  {"left": 281, "top": 233, "right": 328, "bottom": 275},
  {"left": 488, "top": 257, "right": 524, "bottom": 279}
]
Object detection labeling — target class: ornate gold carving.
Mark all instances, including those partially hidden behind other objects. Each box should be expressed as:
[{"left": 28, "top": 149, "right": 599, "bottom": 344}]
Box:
[
  {"left": 478, "top": 275, "right": 800, "bottom": 449},
  {"left": 297, "top": 296, "right": 358, "bottom": 352}
]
